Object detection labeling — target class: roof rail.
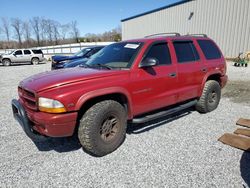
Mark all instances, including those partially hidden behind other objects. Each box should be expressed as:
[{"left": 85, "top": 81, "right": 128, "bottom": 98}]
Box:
[
  {"left": 145, "top": 32, "right": 181, "bottom": 38},
  {"left": 186, "top": 33, "right": 208, "bottom": 37}
]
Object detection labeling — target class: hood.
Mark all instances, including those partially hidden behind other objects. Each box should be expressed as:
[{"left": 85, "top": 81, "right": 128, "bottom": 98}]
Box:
[
  {"left": 20, "top": 68, "right": 128, "bottom": 92},
  {"left": 52, "top": 55, "right": 82, "bottom": 63}
]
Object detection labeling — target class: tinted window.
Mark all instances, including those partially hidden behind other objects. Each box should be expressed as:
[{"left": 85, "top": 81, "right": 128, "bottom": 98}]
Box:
[
  {"left": 173, "top": 41, "right": 199, "bottom": 63},
  {"left": 144, "top": 42, "right": 171, "bottom": 65},
  {"left": 15, "top": 50, "right": 22, "bottom": 55},
  {"left": 24, "top": 50, "right": 31, "bottom": 55},
  {"left": 32, "top": 49, "right": 43, "bottom": 54},
  {"left": 197, "top": 40, "right": 221, "bottom": 60}
]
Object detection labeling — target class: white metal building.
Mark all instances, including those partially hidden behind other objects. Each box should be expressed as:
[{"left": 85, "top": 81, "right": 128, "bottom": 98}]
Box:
[{"left": 121, "top": 0, "right": 250, "bottom": 57}]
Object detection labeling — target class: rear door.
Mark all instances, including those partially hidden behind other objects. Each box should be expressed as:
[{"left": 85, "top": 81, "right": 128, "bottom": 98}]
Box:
[
  {"left": 172, "top": 40, "right": 204, "bottom": 102},
  {"left": 131, "top": 41, "right": 178, "bottom": 115},
  {"left": 23, "top": 50, "right": 32, "bottom": 62}
]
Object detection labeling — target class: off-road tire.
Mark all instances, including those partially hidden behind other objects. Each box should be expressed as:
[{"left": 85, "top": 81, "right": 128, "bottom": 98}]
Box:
[
  {"left": 2, "top": 59, "right": 11, "bottom": 66},
  {"left": 196, "top": 80, "right": 221, "bottom": 113},
  {"left": 78, "top": 100, "right": 127, "bottom": 157},
  {"left": 31, "top": 57, "right": 39, "bottom": 65}
]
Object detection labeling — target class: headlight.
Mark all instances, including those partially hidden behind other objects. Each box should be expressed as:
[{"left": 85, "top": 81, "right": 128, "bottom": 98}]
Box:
[{"left": 38, "top": 97, "right": 66, "bottom": 113}]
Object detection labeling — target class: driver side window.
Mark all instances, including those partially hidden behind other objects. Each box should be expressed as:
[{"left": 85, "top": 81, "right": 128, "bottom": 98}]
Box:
[
  {"left": 14, "top": 50, "right": 22, "bottom": 55},
  {"left": 144, "top": 42, "right": 172, "bottom": 65}
]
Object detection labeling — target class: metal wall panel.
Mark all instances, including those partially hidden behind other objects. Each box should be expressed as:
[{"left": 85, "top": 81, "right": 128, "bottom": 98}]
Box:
[{"left": 122, "top": 0, "right": 250, "bottom": 57}]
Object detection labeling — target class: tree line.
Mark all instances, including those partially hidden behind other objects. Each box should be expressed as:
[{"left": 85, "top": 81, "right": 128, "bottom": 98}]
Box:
[{"left": 0, "top": 17, "right": 121, "bottom": 49}]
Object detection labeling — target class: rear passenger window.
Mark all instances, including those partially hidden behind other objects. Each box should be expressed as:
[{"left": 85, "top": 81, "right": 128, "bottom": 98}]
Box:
[
  {"left": 24, "top": 50, "right": 31, "bottom": 55},
  {"left": 173, "top": 41, "right": 199, "bottom": 63},
  {"left": 197, "top": 40, "right": 221, "bottom": 60},
  {"left": 144, "top": 42, "right": 171, "bottom": 65}
]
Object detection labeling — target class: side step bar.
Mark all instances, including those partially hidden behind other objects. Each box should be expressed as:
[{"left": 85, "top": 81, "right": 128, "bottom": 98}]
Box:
[{"left": 132, "top": 100, "right": 197, "bottom": 124}]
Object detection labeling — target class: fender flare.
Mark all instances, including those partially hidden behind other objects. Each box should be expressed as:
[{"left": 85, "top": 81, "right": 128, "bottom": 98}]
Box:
[
  {"left": 199, "top": 70, "right": 222, "bottom": 96},
  {"left": 75, "top": 87, "right": 134, "bottom": 119}
]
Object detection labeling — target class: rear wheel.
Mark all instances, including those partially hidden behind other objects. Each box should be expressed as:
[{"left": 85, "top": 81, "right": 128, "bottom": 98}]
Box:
[
  {"left": 196, "top": 80, "right": 221, "bottom": 113},
  {"left": 2, "top": 59, "right": 11, "bottom": 66},
  {"left": 31, "top": 58, "right": 39, "bottom": 65},
  {"left": 78, "top": 100, "right": 127, "bottom": 157}
]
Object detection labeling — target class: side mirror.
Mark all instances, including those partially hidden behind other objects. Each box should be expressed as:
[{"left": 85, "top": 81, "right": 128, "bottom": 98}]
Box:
[{"left": 139, "top": 57, "right": 158, "bottom": 68}]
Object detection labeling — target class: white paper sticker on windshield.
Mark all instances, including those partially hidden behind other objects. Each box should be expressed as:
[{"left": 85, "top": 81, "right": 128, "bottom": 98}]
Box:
[{"left": 124, "top": 43, "right": 139, "bottom": 49}]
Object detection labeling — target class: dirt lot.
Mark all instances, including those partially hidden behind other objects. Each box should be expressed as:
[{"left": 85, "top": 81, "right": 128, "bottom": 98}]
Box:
[{"left": 0, "top": 62, "right": 249, "bottom": 187}]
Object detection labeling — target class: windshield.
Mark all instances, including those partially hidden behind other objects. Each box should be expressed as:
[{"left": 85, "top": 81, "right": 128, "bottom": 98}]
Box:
[
  {"left": 85, "top": 42, "right": 143, "bottom": 69},
  {"left": 8, "top": 50, "right": 15, "bottom": 55},
  {"left": 74, "top": 48, "right": 91, "bottom": 57}
]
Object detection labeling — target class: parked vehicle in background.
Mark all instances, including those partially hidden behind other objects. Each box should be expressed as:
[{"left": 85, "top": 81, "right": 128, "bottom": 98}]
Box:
[
  {"left": 0, "top": 49, "right": 45, "bottom": 66},
  {"left": 12, "top": 33, "right": 227, "bottom": 157},
  {"left": 51, "top": 46, "right": 105, "bottom": 70},
  {"left": 62, "top": 58, "right": 89, "bottom": 69}
]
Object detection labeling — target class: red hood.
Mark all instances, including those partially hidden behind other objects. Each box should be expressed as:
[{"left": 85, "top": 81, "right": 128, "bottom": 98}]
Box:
[{"left": 20, "top": 68, "right": 127, "bottom": 92}]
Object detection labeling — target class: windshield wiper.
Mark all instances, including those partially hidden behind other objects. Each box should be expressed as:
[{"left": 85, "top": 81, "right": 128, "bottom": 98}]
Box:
[
  {"left": 79, "top": 64, "right": 92, "bottom": 68},
  {"left": 94, "top": 63, "right": 113, "bottom": 70}
]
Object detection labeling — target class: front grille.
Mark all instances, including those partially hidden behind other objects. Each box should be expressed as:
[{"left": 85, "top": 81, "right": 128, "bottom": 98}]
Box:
[{"left": 18, "top": 87, "right": 37, "bottom": 111}]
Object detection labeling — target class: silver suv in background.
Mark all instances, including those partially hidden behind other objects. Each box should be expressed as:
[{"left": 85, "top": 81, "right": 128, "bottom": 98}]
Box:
[{"left": 0, "top": 49, "right": 45, "bottom": 66}]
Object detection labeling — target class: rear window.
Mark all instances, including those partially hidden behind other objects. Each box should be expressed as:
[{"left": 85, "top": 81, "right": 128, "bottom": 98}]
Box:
[
  {"left": 32, "top": 49, "right": 43, "bottom": 54},
  {"left": 173, "top": 41, "right": 199, "bottom": 63},
  {"left": 197, "top": 40, "right": 222, "bottom": 60}
]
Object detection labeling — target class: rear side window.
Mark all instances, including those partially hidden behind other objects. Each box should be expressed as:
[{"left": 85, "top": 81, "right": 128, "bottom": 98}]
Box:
[
  {"left": 32, "top": 49, "right": 43, "bottom": 54},
  {"left": 24, "top": 50, "right": 31, "bottom": 55},
  {"left": 173, "top": 41, "right": 199, "bottom": 63},
  {"left": 144, "top": 42, "right": 171, "bottom": 65},
  {"left": 197, "top": 40, "right": 222, "bottom": 60}
]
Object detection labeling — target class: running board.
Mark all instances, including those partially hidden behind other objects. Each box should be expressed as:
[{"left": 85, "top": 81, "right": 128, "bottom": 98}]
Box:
[{"left": 132, "top": 100, "right": 197, "bottom": 124}]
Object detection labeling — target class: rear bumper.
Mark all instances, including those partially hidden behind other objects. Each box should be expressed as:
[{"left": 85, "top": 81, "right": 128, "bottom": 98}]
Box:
[
  {"left": 11, "top": 99, "right": 77, "bottom": 139},
  {"left": 220, "top": 75, "right": 228, "bottom": 88}
]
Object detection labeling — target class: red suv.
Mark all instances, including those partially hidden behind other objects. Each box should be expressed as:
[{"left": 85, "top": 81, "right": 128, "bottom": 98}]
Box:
[{"left": 12, "top": 33, "right": 227, "bottom": 156}]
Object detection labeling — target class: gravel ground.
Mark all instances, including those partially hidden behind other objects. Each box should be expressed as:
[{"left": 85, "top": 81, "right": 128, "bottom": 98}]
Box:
[{"left": 0, "top": 62, "right": 249, "bottom": 187}]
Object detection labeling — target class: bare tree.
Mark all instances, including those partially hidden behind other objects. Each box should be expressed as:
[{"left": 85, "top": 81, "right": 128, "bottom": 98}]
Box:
[
  {"left": 23, "top": 21, "right": 31, "bottom": 45},
  {"left": 1, "top": 17, "right": 11, "bottom": 44},
  {"left": 52, "top": 21, "right": 60, "bottom": 45},
  {"left": 60, "top": 24, "right": 70, "bottom": 40},
  {"left": 11, "top": 18, "right": 23, "bottom": 47},
  {"left": 30, "top": 17, "right": 41, "bottom": 46},
  {"left": 70, "top": 20, "right": 79, "bottom": 42}
]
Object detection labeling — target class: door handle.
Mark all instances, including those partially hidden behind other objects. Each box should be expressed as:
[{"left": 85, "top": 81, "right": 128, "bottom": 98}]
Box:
[
  {"left": 168, "top": 72, "right": 176, "bottom": 77},
  {"left": 201, "top": 68, "right": 207, "bottom": 72}
]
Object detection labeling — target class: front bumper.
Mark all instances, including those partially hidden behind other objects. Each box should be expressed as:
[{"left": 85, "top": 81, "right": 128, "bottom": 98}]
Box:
[{"left": 11, "top": 99, "right": 77, "bottom": 140}]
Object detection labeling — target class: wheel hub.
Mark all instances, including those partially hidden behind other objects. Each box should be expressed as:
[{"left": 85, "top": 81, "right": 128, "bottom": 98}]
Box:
[
  {"left": 100, "top": 116, "right": 119, "bottom": 142},
  {"left": 208, "top": 91, "right": 217, "bottom": 103}
]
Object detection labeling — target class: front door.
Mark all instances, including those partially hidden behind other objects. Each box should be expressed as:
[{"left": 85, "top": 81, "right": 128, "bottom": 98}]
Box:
[
  {"left": 12, "top": 50, "right": 24, "bottom": 63},
  {"left": 130, "top": 41, "right": 178, "bottom": 116}
]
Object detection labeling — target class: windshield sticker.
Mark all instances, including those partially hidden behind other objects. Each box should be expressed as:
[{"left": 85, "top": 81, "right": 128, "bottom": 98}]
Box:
[{"left": 124, "top": 44, "right": 139, "bottom": 49}]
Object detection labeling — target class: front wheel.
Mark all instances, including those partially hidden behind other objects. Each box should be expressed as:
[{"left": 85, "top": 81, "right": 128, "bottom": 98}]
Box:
[
  {"left": 78, "top": 100, "right": 127, "bottom": 157},
  {"left": 2, "top": 59, "right": 11, "bottom": 66},
  {"left": 196, "top": 80, "right": 221, "bottom": 113}
]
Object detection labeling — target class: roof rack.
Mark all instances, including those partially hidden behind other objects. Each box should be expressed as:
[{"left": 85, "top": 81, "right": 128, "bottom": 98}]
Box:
[
  {"left": 145, "top": 32, "right": 181, "bottom": 38},
  {"left": 185, "top": 34, "right": 208, "bottom": 37}
]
